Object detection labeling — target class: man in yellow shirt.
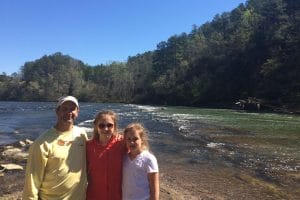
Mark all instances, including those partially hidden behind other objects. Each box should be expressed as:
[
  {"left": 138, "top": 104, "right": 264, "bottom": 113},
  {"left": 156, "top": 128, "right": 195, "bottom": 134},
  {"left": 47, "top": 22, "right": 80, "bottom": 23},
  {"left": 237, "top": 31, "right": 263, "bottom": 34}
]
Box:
[{"left": 23, "top": 96, "right": 87, "bottom": 200}]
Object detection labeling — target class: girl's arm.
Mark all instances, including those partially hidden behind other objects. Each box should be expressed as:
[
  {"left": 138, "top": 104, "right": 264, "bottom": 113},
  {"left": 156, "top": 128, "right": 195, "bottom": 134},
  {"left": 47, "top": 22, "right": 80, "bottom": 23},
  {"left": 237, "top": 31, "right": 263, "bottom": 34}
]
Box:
[{"left": 148, "top": 172, "right": 159, "bottom": 200}]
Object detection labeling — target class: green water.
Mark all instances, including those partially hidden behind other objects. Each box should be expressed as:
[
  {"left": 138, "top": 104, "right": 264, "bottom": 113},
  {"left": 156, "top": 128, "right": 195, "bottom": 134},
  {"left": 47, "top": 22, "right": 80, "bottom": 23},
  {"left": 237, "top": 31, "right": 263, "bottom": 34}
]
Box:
[{"left": 163, "top": 107, "right": 300, "bottom": 136}]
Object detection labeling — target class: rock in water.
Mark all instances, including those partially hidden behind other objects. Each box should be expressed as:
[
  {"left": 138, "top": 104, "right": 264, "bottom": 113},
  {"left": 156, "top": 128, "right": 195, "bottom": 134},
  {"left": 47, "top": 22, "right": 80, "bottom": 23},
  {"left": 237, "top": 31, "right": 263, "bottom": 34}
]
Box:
[
  {"left": 1, "top": 147, "right": 29, "bottom": 161},
  {"left": 1, "top": 163, "right": 23, "bottom": 170}
]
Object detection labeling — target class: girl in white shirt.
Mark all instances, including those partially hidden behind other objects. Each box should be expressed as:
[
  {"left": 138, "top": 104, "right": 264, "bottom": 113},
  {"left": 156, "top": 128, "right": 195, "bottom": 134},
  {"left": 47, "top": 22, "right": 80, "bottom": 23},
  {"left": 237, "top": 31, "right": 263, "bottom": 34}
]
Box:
[{"left": 122, "top": 123, "right": 159, "bottom": 200}]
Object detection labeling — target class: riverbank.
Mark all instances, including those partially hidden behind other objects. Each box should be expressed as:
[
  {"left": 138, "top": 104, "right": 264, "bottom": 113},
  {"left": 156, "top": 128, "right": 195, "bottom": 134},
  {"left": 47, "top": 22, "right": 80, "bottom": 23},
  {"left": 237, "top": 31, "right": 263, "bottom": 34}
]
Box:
[{"left": 1, "top": 140, "right": 299, "bottom": 200}]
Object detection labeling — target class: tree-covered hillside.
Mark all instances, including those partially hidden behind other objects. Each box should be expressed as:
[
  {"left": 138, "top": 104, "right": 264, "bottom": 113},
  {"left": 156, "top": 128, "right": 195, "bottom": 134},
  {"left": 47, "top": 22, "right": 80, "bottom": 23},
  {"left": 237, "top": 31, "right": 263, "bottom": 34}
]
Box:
[{"left": 0, "top": 0, "right": 299, "bottom": 110}]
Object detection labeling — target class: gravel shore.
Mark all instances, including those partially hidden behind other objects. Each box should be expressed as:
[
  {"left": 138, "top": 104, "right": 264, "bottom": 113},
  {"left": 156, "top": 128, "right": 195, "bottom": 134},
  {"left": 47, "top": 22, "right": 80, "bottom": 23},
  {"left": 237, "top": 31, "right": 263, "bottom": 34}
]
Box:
[{"left": 1, "top": 142, "right": 299, "bottom": 200}]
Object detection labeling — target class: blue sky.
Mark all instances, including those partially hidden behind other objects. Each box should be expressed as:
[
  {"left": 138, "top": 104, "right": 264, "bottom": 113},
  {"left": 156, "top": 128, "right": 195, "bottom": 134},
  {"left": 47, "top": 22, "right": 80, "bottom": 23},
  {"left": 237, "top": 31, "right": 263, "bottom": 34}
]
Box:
[{"left": 0, "top": 0, "right": 246, "bottom": 75}]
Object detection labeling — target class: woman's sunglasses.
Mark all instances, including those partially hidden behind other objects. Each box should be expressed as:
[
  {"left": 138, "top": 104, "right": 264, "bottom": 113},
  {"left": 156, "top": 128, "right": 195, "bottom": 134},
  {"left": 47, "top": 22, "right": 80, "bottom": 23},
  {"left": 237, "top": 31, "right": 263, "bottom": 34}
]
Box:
[{"left": 98, "top": 123, "right": 114, "bottom": 129}]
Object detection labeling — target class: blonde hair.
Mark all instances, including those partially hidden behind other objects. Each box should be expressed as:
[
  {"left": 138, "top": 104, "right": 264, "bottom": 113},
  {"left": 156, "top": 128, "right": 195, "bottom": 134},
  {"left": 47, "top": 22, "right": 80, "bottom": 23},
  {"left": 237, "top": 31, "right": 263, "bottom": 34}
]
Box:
[
  {"left": 124, "top": 123, "right": 149, "bottom": 150},
  {"left": 93, "top": 110, "right": 118, "bottom": 140}
]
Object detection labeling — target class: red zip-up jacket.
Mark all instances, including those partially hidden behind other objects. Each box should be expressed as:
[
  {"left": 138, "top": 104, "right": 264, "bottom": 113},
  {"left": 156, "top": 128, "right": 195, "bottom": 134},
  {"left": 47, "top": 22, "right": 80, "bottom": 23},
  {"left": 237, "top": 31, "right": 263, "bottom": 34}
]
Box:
[{"left": 86, "top": 134, "right": 125, "bottom": 200}]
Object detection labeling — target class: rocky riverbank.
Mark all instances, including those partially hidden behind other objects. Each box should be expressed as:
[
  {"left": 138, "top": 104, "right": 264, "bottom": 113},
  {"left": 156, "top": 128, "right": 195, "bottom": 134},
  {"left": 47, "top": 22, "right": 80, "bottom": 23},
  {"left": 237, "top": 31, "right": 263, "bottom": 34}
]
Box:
[
  {"left": 0, "top": 140, "right": 31, "bottom": 200},
  {"left": 1, "top": 139, "right": 299, "bottom": 200},
  {"left": 0, "top": 140, "right": 188, "bottom": 200}
]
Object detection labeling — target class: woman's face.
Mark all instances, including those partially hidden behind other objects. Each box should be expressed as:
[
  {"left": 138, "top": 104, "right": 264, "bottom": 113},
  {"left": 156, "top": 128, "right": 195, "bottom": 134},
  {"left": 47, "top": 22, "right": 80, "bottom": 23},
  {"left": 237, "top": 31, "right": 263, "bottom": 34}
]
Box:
[{"left": 96, "top": 115, "right": 115, "bottom": 139}]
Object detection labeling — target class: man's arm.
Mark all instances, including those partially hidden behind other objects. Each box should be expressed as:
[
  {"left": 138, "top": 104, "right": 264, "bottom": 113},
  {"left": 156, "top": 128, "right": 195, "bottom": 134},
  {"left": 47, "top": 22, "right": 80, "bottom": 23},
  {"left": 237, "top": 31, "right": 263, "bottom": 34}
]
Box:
[{"left": 22, "top": 142, "right": 48, "bottom": 200}]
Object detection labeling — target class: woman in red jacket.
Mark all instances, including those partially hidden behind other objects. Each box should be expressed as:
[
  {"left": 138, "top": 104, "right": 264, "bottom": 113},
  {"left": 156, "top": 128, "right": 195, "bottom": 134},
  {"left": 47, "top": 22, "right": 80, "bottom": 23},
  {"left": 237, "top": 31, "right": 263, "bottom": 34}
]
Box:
[{"left": 86, "top": 110, "right": 125, "bottom": 200}]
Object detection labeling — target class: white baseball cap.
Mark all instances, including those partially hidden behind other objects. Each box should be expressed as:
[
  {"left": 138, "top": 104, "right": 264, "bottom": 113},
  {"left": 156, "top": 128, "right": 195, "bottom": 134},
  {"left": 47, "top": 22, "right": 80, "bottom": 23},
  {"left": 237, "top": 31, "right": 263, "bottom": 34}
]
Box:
[{"left": 56, "top": 96, "right": 79, "bottom": 108}]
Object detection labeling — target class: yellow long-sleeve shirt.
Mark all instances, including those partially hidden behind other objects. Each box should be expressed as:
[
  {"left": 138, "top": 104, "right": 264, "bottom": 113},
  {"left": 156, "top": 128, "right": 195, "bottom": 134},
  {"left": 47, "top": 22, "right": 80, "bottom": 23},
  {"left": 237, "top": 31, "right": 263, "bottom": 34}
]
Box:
[{"left": 23, "top": 126, "right": 87, "bottom": 200}]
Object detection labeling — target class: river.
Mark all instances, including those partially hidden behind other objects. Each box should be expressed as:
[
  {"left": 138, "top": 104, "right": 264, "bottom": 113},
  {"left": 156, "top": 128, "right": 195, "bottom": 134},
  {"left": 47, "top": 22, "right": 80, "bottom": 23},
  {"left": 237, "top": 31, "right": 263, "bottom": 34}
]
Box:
[{"left": 0, "top": 101, "right": 299, "bottom": 199}]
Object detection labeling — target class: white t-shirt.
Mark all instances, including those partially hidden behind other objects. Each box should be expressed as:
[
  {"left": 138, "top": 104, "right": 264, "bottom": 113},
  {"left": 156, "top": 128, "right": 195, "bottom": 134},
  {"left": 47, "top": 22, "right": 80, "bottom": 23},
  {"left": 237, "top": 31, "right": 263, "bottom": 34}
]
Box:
[{"left": 122, "top": 150, "right": 159, "bottom": 200}]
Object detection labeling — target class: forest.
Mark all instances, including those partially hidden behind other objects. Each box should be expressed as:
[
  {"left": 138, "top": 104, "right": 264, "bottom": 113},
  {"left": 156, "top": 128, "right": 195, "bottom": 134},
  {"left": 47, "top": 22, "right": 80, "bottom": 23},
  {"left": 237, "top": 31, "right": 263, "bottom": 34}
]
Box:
[{"left": 0, "top": 0, "right": 299, "bottom": 111}]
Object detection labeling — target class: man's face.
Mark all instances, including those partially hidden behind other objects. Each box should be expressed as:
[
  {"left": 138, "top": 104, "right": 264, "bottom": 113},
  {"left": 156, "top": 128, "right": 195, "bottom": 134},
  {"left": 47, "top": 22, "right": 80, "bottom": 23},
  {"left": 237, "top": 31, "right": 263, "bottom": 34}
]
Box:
[{"left": 56, "top": 101, "right": 79, "bottom": 125}]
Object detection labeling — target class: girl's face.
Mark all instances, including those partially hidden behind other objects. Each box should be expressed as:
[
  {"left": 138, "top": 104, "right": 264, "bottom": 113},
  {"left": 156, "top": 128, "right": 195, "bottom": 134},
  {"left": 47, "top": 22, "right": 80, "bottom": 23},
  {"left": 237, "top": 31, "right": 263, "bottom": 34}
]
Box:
[
  {"left": 96, "top": 115, "right": 115, "bottom": 138},
  {"left": 125, "top": 130, "right": 143, "bottom": 154}
]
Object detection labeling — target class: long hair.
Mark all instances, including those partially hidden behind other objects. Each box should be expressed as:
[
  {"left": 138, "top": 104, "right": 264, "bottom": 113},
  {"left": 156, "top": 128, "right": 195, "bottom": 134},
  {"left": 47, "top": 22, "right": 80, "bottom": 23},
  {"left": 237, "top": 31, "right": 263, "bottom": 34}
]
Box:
[
  {"left": 124, "top": 123, "right": 149, "bottom": 150},
  {"left": 93, "top": 110, "right": 118, "bottom": 140}
]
